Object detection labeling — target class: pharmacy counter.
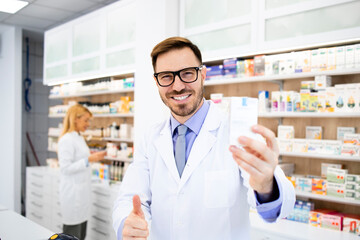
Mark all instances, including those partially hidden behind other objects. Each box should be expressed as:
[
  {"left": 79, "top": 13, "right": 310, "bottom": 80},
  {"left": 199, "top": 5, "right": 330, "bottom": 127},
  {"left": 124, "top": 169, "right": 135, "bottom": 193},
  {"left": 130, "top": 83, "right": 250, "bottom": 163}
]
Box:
[
  {"left": 0, "top": 204, "right": 7, "bottom": 211},
  {"left": 250, "top": 212, "right": 358, "bottom": 240},
  {"left": 0, "top": 209, "right": 53, "bottom": 240}
]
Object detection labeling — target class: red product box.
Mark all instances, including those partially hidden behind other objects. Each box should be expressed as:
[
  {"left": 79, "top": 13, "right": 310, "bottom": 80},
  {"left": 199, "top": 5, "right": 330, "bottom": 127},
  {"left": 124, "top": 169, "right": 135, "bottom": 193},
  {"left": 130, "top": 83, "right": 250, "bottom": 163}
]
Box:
[
  {"left": 343, "top": 215, "right": 360, "bottom": 234},
  {"left": 321, "top": 213, "right": 343, "bottom": 231}
]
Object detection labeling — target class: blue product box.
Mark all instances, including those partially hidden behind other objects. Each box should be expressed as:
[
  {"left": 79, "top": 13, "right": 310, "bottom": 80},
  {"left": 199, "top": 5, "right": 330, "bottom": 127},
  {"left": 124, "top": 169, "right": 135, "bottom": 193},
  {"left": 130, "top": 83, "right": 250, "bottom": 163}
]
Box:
[
  {"left": 223, "top": 58, "right": 237, "bottom": 70},
  {"left": 206, "top": 65, "right": 224, "bottom": 78}
]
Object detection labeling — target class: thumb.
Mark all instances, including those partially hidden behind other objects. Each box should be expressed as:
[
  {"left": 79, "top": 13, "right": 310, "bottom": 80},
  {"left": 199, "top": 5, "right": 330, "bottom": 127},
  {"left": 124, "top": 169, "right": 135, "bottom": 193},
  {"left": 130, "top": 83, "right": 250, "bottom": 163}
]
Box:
[{"left": 132, "top": 195, "right": 145, "bottom": 219}]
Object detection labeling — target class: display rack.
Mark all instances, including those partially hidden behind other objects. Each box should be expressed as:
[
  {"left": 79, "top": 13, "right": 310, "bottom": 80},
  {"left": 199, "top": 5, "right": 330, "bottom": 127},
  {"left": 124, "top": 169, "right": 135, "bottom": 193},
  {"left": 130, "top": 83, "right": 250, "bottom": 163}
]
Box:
[
  {"left": 259, "top": 112, "right": 360, "bottom": 118},
  {"left": 280, "top": 152, "right": 360, "bottom": 162},
  {"left": 296, "top": 190, "right": 360, "bottom": 206},
  {"left": 103, "top": 156, "right": 133, "bottom": 162},
  {"left": 48, "top": 113, "right": 134, "bottom": 118},
  {"left": 49, "top": 87, "right": 134, "bottom": 99}
]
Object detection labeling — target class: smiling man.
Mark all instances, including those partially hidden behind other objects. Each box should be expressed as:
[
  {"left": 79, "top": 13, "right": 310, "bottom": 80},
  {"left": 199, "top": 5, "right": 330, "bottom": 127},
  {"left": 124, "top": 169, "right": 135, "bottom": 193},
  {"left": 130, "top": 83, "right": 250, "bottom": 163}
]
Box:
[{"left": 112, "top": 37, "right": 295, "bottom": 240}]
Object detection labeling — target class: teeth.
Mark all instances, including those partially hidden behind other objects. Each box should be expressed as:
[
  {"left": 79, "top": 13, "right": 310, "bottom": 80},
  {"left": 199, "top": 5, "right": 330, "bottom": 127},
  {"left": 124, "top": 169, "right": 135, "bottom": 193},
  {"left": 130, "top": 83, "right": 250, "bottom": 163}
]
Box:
[{"left": 173, "top": 95, "right": 189, "bottom": 101}]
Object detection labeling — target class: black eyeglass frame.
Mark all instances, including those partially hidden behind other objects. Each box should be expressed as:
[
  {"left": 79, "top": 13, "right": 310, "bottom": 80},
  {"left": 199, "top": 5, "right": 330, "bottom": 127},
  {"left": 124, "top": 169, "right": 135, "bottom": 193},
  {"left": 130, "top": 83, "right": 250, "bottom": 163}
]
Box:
[{"left": 154, "top": 65, "right": 204, "bottom": 87}]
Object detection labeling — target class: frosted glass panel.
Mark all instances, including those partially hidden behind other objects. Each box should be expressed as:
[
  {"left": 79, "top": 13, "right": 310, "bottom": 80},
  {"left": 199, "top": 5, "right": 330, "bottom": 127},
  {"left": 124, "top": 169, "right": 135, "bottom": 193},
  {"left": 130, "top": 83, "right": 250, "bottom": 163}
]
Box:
[
  {"left": 106, "top": 48, "right": 135, "bottom": 68},
  {"left": 188, "top": 24, "right": 251, "bottom": 52},
  {"left": 107, "top": 3, "right": 136, "bottom": 48},
  {"left": 266, "top": 1, "right": 360, "bottom": 41},
  {"left": 72, "top": 57, "right": 100, "bottom": 75},
  {"left": 184, "top": 0, "right": 251, "bottom": 29},
  {"left": 73, "top": 18, "right": 101, "bottom": 57},
  {"left": 45, "top": 29, "right": 68, "bottom": 64},
  {"left": 45, "top": 64, "right": 67, "bottom": 79},
  {"left": 265, "top": 0, "right": 312, "bottom": 9}
]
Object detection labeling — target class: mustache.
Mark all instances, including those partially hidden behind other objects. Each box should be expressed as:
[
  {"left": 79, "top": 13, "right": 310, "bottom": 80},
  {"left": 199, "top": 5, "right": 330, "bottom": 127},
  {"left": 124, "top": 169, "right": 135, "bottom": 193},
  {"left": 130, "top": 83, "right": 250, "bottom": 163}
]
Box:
[{"left": 167, "top": 89, "right": 193, "bottom": 96}]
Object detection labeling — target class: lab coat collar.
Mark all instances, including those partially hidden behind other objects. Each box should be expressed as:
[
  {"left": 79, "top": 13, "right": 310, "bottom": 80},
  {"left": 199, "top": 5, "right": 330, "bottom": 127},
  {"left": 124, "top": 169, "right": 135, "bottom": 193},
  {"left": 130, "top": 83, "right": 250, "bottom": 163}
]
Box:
[{"left": 155, "top": 101, "right": 222, "bottom": 189}]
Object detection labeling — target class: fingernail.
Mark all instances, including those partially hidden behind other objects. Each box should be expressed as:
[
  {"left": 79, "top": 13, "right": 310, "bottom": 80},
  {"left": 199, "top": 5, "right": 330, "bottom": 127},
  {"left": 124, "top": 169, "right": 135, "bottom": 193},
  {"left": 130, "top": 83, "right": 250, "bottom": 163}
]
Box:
[
  {"left": 229, "top": 145, "right": 236, "bottom": 151},
  {"left": 238, "top": 136, "right": 247, "bottom": 144},
  {"left": 252, "top": 125, "right": 259, "bottom": 131}
]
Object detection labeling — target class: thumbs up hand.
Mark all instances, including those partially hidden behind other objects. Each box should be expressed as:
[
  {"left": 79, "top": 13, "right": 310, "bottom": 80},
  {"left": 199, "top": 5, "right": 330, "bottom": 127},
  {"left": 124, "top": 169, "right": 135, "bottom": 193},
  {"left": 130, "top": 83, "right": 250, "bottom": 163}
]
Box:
[{"left": 122, "top": 195, "right": 149, "bottom": 239}]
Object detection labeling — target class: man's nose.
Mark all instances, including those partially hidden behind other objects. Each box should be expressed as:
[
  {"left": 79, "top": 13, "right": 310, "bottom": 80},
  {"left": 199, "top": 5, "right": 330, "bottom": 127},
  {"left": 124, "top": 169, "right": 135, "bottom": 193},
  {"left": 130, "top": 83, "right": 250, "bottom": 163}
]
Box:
[{"left": 172, "top": 74, "right": 185, "bottom": 91}]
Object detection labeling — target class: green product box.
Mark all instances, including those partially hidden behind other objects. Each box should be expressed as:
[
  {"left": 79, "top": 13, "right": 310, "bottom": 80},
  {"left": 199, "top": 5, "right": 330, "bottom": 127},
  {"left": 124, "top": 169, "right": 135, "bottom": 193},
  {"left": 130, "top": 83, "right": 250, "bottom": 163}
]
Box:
[
  {"left": 327, "top": 182, "right": 345, "bottom": 198},
  {"left": 327, "top": 167, "right": 348, "bottom": 184}
]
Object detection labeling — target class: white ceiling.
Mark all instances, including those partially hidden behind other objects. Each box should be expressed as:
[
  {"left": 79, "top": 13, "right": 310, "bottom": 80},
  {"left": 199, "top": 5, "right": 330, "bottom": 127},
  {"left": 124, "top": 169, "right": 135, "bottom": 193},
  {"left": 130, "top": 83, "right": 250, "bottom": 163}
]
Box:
[{"left": 0, "top": 0, "right": 118, "bottom": 32}]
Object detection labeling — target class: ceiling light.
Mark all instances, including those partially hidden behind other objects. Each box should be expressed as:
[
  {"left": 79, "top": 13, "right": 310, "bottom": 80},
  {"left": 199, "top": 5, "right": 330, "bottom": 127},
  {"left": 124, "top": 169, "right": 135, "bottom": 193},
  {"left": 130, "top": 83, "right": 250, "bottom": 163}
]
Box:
[{"left": 0, "top": 0, "right": 28, "bottom": 14}]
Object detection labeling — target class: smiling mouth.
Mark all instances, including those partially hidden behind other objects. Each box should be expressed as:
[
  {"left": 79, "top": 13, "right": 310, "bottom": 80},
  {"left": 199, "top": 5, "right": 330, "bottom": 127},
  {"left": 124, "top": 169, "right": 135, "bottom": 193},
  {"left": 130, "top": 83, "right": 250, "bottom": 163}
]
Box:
[{"left": 172, "top": 94, "right": 190, "bottom": 101}]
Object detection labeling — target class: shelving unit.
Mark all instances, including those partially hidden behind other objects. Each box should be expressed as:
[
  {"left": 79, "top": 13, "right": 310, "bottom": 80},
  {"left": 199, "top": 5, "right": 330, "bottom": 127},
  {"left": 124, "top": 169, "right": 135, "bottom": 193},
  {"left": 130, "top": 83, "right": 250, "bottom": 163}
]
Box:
[
  {"left": 48, "top": 134, "right": 133, "bottom": 143},
  {"left": 296, "top": 190, "right": 360, "bottom": 206},
  {"left": 48, "top": 113, "right": 134, "bottom": 118},
  {"left": 204, "top": 68, "right": 360, "bottom": 86},
  {"left": 280, "top": 152, "right": 360, "bottom": 162},
  {"left": 49, "top": 87, "right": 134, "bottom": 99},
  {"left": 203, "top": 50, "right": 360, "bottom": 219}
]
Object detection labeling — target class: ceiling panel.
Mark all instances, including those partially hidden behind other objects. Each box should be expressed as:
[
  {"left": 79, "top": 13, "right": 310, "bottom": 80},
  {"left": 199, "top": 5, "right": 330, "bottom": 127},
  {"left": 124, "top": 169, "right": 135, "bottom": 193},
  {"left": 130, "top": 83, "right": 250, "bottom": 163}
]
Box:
[
  {"left": 0, "top": 12, "right": 10, "bottom": 22},
  {"left": 4, "top": 14, "right": 55, "bottom": 31},
  {"left": 35, "top": 0, "right": 98, "bottom": 12},
  {"left": 18, "top": 4, "right": 74, "bottom": 22}
]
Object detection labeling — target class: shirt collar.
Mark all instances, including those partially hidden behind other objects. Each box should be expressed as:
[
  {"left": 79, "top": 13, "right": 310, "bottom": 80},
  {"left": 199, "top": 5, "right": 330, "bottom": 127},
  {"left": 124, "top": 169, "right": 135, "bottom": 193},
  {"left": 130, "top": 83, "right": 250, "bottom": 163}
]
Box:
[{"left": 170, "top": 98, "right": 210, "bottom": 136}]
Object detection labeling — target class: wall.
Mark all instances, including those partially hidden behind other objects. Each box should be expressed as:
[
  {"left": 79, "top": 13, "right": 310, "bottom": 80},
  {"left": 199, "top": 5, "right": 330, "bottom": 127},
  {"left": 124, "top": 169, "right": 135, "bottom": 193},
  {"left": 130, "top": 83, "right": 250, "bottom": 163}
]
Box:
[{"left": 0, "top": 24, "right": 22, "bottom": 213}]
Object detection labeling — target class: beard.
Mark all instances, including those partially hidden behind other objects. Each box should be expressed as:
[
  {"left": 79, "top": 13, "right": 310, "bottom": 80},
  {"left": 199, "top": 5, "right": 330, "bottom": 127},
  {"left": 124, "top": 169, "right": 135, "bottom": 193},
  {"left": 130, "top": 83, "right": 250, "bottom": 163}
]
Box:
[{"left": 160, "top": 85, "right": 205, "bottom": 117}]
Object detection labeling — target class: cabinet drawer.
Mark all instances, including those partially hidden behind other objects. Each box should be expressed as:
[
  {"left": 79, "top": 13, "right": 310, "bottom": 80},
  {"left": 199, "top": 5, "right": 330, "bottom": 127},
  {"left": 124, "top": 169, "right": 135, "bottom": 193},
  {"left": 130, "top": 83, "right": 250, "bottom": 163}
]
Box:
[
  {"left": 87, "top": 224, "right": 116, "bottom": 240},
  {"left": 26, "top": 209, "right": 47, "bottom": 227},
  {"left": 26, "top": 199, "right": 52, "bottom": 218},
  {"left": 90, "top": 199, "right": 113, "bottom": 216}
]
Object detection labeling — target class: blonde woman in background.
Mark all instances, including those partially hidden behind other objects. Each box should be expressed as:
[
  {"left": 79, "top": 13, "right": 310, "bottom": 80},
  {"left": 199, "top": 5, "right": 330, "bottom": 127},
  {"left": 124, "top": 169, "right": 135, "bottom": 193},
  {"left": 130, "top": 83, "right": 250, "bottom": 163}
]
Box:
[{"left": 58, "top": 104, "right": 106, "bottom": 240}]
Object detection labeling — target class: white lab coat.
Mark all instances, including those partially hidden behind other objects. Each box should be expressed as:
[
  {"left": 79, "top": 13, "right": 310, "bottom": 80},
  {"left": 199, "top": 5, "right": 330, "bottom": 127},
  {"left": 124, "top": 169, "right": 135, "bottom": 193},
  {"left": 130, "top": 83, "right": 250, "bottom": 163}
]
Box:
[
  {"left": 58, "top": 131, "right": 91, "bottom": 225},
  {"left": 112, "top": 101, "right": 295, "bottom": 240}
]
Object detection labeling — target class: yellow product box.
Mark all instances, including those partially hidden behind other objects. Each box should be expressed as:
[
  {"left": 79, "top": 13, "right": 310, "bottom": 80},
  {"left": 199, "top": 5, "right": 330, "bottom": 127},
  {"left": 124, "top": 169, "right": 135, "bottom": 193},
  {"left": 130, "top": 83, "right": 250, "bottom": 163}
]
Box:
[
  {"left": 309, "top": 92, "right": 318, "bottom": 112},
  {"left": 325, "top": 87, "right": 336, "bottom": 112},
  {"left": 300, "top": 90, "right": 310, "bottom": 112},
  {"left": 306, "top": 126, "right": 322, "bottom": 140},
  {"left": 312, "top": 178, "right": 327, "bottom": 195},
  {"left": 277, "top": 125, "right": 295, "bottom": 139},
  {"left": 286, "top": 176, "right": 296, "bottom": 187}
]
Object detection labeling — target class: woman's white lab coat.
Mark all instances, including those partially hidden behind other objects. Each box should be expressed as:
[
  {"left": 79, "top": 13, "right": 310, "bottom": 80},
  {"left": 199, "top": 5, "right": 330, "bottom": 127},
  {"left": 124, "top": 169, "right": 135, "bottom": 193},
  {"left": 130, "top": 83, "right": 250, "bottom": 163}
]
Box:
[
  {"left": 112, "top": 101, "right": 296, "bottom": 240},
  {"left": 58, "top": 131, "right": 91, "bottom": 225}
]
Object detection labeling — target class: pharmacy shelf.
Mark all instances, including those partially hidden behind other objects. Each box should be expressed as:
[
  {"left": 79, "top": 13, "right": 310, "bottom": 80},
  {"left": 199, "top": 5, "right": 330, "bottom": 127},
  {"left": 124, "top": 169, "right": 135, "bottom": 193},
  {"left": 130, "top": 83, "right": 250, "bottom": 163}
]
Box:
[
  {"left": 103, "top": 156, "right": 133, "bottom": 162},
  {"left": 103, "top": 137, "right": 133, "bottom": 143},
  {"left": 296, "top": 190, "right": 360, "bottom": 206},
  {"left": 49, "top": 113, "right": 134, "bottom": 118},
  {"left": 204, "top": 68, "right": 360, "bottom": 86},
  {"left": 250, "top": 211, "right": 359, "bottom": 240},
  {"left": 280, "top": 152, "right": 360, "bottom": 162},
  {"left": 48, "top": 134, "right": 60, "bottom": 138},
  {"left": 49, "top": 88, "right": 134, "bottom": 99},
  {"left": 259, "top": 112, "right": 360, "bottom": 118}
]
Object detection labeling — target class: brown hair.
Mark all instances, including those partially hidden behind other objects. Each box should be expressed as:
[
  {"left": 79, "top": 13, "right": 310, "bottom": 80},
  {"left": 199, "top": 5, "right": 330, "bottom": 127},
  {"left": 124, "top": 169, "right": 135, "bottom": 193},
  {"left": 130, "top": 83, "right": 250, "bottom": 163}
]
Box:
[
  {"left": 59, "top": 104, "right": 92, "bottom": 139},
  {"left": 151, "top": 37, "right": 202, "bottom": 71}
]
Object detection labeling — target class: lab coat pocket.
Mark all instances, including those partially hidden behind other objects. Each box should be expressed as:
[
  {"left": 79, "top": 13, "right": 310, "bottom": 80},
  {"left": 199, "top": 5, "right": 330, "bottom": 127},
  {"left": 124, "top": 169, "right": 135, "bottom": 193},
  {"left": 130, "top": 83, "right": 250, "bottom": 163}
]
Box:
[{"left": 204, "top": 170, "right": 235, "bottom": 208}]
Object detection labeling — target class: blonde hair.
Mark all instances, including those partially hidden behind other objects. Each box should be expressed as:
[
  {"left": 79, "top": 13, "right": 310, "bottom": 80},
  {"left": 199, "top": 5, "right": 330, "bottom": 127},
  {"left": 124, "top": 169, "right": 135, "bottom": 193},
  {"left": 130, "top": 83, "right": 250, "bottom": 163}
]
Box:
[{"left": 59, "top": 104, "right": 92, "bottom": 139}]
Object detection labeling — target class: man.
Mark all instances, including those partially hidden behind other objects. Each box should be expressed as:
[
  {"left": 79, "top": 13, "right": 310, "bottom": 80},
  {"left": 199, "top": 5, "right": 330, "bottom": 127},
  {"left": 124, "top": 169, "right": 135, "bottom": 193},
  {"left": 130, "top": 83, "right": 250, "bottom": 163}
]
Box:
[{"left": 112, "top": 37, "right": 295, "bottom": 240}]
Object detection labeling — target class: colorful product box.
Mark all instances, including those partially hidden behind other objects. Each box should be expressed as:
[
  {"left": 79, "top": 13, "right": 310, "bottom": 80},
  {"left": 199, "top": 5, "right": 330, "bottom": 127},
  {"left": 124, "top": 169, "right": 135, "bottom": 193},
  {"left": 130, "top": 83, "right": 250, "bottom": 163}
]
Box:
[
  {"left": 323, "top": 140, "right": 342, "bottom": 155},
  {"left": 321, "top": 163, "right": 342, "bottom": 178},
  {"left": 346, "top": 84, "right": 359, "bottom": 112},
  {"left": 244, "top": 59, "right": 254, "bottom": 77},
  {"left": 301, "top": 50, "right": 311, "bottom": 72},
  {"left": 286, "top": 176, "right": 296, "bottom": 187},
  {"left": 278, "top": 53, "right": 287, "bottom": 75},
  {"left": 327, "top": 168, "right": 348, "bottom": 184},
  {"left": 236, "top": 60, "right": 245, "bottom": 77},
  {"left": 343, "top": 133, "right": 360, "bottom": 146},
  {"left": 318, "top": 90, "right": 327, "bottom": 112},
  {"left": 296, "top": 177, "right": 312, "bottom": 193},
  {"left": 343, "top": 216, "right": 360, "bottom": 234},
  {"left": 293, "top": 92, "right": 301, "bottom": 112},
  {"left": 223, "top": 58, "right": 238, "bottom": 78},
  {"left": 278, "top": 125, "right": 295, "bottom": 139},
  {"left": 301, "top": 81, "right": 315, "bottom": 90},
  {"left": 341, "top": 144, "right": 360, "bottom": 156},
  {"left": 271, "top": 91, "right": 280, "bottom": 112},
  {"left": 321, "top": 214, "right": 343, "bottom": 231},
  {"left": 337, "top": 127, "right": 356, "bottom": 141},
  {"left": 307, "top": 140, "right": 324, "bottom": 153},
  {"left": 254, "top": 55, "right": 265, "bottom": 76},
  {"left": 293, "top": 139, "right": 308, "bottom": 152},
  {"left": 272, "top": 55, "right": 280, "bottom": 75},
  {"left": 309, "top": 91, "right": 318, "bottom": 112},
  {"left": 306, "top": 126, "right": 322, "bottom": 140},
  {"left": 206, "top": 65, "right": 224, "bottom": 79},
  {"left": 264, "top": 55, "right": 273, "bottom": 75},
  {"left": 300, "top": 90, "right": 310, "bottom": 112},
  {"left": 327, "top": 182, "right": 345, "bottom": 198},
  {"left": 279, "top": 92, "right": 286, "bottom": 112},
  {"left": 258, "top": 90, "right": 270, "bottom": 113},
  {"left": 312, "top": 178, "right": 327, "bottom": 195},
  {"left": 284, "top": 91, "right": 295, "bottom": 112},
  {"left": 335, "top": 84, "right": 346, "bottom": 112}
]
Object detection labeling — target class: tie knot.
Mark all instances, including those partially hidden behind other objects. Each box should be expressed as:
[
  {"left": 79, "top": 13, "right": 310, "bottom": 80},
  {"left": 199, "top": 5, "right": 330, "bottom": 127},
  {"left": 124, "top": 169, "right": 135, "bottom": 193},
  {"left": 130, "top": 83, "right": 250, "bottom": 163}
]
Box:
[{"left": 177, "top": 125, "right": 187, "bottom": 136}]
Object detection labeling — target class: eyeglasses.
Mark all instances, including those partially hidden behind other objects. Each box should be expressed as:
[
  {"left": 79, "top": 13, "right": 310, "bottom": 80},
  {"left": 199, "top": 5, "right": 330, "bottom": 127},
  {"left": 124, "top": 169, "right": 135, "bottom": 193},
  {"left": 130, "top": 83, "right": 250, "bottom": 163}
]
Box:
[{"left": 154, "top": 65, "right": 203, "bottom": 87}]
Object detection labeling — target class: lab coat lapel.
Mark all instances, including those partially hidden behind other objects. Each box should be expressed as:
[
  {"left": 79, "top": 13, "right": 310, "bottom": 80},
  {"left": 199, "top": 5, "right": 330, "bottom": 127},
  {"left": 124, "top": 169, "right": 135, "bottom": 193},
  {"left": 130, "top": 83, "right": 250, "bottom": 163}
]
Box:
[
  {"left": 178, "top": 102, "right": 222, "bottom": 191},
  {"left": 154, "top": 119, "right": 180, "bottom": 184}
]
